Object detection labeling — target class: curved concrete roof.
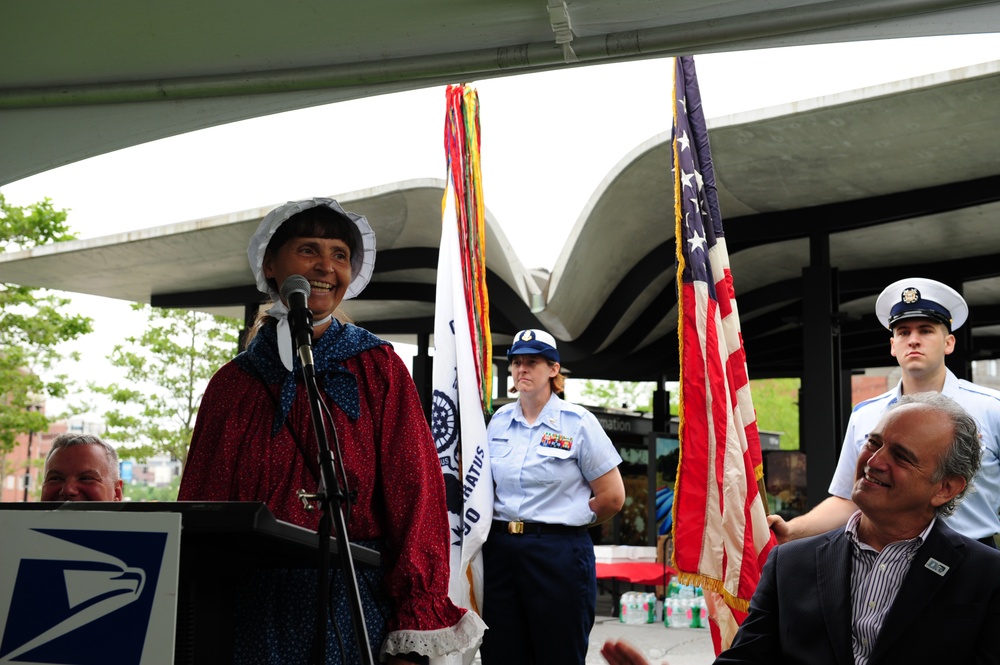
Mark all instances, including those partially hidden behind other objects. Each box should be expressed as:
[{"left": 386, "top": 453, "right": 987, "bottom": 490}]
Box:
[
  {"left": 2, "top": 62, "right": 1000, "bottom": 382},
  {"left": 539, "top": 60, "right": 1000, "bottom": 378},
  {"left": 0, "top": 179, "right": 543, "bottom": 346}
]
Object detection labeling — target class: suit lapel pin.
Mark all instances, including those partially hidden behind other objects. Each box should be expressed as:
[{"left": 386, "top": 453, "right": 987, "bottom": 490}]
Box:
[{"left": 924, "top": 558, "right": 949, "bottom": 576}]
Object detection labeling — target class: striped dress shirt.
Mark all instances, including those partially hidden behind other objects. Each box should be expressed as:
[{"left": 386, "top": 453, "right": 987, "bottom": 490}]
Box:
[{"left": 846, "top": 511, "right": 935, "bottom": 665}]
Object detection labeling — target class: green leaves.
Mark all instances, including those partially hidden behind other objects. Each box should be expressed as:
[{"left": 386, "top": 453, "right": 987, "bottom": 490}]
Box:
[
  {"left": 577, "top": 379, "right": 660, "bottom": 413},
  {"left": 0, "top": 193, "right": 78, "bottom": 252},
  {"left": 89, "top": 304, "right": 241, "bottom": 469},
  {"left": 0, "top": 195, "right": 92, "bottom": 453}
]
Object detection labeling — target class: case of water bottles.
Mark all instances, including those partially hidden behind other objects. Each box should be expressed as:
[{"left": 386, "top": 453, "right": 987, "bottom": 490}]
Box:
[
  {"left": 618, "top": 576, "right": 708, "bottom": 628},
  {"left": 618, "top": 591, "right": 657, "bottom": 624},
  {"left": 664, "top": 576, "right": 708, "bottom": 629}
]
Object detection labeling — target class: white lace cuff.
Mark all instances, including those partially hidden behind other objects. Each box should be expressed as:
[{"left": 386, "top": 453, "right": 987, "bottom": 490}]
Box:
[{"left": 380, "top": 611, "right": 486, "bottom": 660}]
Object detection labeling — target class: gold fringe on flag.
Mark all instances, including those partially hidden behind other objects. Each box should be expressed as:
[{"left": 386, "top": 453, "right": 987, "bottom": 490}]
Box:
[{"left": 444, "top": 84, "right": 493, "bottom": 414}]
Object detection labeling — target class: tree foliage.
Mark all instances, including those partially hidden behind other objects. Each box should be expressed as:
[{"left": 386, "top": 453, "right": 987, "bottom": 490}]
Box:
[
  {"left": 574, "top": 379, "right": 664, "bottom": 413},
  {"left": 748, "top": 377, "right": 800, "bottom": 450},
  {"left": 0, "top": 194, "right": 93, "bottom": 453},
  {"left": 87, "top": 304, "right": 241, "bottom": 468},
  {"left": 124, "top": 476, "right": 181, "bottom": 502},
  {"left": 573, "top": 376, "right": 799, "bottom": 449}
]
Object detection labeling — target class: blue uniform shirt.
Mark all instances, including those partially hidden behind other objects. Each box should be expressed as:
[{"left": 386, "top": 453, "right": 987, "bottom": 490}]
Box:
[
  {"left": 828, "top": 369, "right": 1000, "bottom": 539},
  {"left": 488, "top": 393, "right": 622, "bottom": 526}
]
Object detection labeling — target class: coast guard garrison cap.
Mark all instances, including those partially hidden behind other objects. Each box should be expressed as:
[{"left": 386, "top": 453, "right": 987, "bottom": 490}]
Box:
[
  {"left": 507, "top": 329, "right": 560, "bottom": 363},
  {"left": 875, "top": 277, "right": 968, "bottom": 332}
]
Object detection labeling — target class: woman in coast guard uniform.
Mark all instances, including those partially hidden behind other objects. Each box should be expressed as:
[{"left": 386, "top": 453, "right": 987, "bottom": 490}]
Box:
[{"left": 479, "top": 329, "right": 626, "bottom": 664}]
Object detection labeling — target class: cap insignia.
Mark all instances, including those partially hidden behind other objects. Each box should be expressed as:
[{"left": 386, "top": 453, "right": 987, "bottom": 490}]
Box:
[
  {"left": 901, "top": 287, "right": 920, "bottom": 305},
  {"left": 521, "top": 330, "right": 534, "bottom": 341}
]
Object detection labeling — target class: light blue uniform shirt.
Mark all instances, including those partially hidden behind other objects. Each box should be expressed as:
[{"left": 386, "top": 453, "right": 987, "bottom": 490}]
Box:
[
  {"left": 488, "top": 393, "right": 622, "bottom": 527},
  {"left": 828, "top": 369, "right": 1000, "bottom": 539}
]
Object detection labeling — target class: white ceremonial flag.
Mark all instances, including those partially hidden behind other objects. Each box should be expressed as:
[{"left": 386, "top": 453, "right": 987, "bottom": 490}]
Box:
[{"left": 430, "top": 185, "right": 493, "bottom": 665}]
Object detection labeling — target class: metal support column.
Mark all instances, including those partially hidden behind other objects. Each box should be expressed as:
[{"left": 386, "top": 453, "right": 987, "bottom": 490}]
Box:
[
  {"left": 652, "top": 375, "right": 670, "bottom": 433},
  {"left": 944, "top": 280, "right": 972, "bottom": 381},
  {"left": 800, "top": 234, "right": 843, "bottom": 509}
]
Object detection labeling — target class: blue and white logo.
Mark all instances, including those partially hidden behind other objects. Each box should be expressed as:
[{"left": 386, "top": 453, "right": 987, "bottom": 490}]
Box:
[{"left": 0, "top": 512, "right": 180, "bottom": 665}]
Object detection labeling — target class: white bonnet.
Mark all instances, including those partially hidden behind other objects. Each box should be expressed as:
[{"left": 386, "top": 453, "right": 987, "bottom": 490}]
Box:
[{"left": 247, "top": 197, "right": 376, "bottom": 301}]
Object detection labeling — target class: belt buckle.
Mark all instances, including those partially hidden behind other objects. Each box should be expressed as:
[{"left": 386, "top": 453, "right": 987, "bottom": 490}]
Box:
[{"left": 508, "top": 521, "right": 524, "bottom": 535}]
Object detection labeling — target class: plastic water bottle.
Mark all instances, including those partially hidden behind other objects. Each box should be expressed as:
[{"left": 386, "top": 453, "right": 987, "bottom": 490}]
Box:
[
  {"left": 619, "top": 592, "right": 632, "bottom": 623},
  {"left": 687, "top": 597, "right": 700, "bottom": 628},
  {"left": 637, "top": 593, "right": 650, "bottom": 624},
  {"left": 667, "top": 597, "right": 687, "bottom": 627},
  {"left": 695, "top": 596, "right": 708, "bottom": 628},
  {"left": 621, "top": 592, "right": 647, "bottom": 624},
  {"left": 645, "top": 592, "right": 656, "bottom": 623},
  {"left": 625, "top": 592, "right": 636, "bottom": 624}
]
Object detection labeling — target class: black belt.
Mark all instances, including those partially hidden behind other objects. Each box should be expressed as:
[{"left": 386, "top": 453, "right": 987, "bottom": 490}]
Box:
[{"left": 491, "top": 520, "right": 588, "bottom": 536}]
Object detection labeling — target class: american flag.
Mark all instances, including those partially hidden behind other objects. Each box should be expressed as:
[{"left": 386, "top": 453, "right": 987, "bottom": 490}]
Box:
[{"left": 670, "top": 55, "right": 776, "bottom": 652}]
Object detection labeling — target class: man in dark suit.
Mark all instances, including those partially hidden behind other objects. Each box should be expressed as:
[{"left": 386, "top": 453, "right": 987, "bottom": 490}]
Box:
[{"left": 604, "top": 391, "right": 1000, "bottom": 665}]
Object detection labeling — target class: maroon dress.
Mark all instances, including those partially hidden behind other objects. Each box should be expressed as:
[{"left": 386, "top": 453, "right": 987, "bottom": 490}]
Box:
[{"left": 179, "top": 320, "right": 481, "bottom": 660}]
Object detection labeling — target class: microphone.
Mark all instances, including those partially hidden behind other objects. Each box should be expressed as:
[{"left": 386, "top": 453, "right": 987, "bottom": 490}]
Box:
[{"left": 280, "top": 275, "right": 314, "bottom": 371}]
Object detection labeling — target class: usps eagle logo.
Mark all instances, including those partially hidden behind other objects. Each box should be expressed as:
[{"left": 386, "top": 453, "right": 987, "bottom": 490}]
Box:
[{"left": 0, "top": 528, "right": 166, "bottom": 665}]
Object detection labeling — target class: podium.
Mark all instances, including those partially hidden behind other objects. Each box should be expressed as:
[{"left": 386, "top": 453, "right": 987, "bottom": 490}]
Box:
[{"left": 0, "top": 501, "right": 380, "bottom": 664}]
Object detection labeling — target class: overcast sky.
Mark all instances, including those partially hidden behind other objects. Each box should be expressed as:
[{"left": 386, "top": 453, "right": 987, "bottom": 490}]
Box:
[{"left": 5, "top": 33, "right": 1000, "bottom": 416}]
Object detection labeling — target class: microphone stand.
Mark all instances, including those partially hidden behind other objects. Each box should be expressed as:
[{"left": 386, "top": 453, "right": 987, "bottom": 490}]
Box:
[{"left": 293, "top": 313, "right": 374, "bottom": 665}]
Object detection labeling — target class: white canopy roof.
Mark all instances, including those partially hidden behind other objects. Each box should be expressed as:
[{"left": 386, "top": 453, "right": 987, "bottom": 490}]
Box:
[{"left": 5, "top": 0, "right": 1000, "bottom": 187}]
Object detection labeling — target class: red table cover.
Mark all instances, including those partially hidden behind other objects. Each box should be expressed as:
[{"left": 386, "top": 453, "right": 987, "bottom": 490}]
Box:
[{"left": 595, "top": 562, "right": 675, "bottom": 586}]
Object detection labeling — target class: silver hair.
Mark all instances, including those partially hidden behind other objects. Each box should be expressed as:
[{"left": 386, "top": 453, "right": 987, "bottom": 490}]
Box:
[
  {"left": 46, "top": 433, "right": 121, "bottom": 481},
  {"left": 890, "top": 392, "right": 980, "bottom": 516}
]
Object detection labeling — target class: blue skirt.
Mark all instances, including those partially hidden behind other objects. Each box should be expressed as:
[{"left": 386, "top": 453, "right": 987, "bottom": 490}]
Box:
[{"left": 233, "top": 542, "right": 389, "bottom": 664}]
